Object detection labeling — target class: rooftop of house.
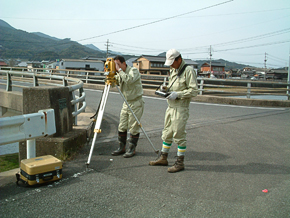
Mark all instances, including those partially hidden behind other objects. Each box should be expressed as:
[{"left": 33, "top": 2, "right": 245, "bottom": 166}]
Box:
[
  {"left": 60, "top": 59, "right": 103, "bottom": 63},
  {"left": 135, "top": 55, "right": 166, "bottom": 63},
  {"left": 0, "top": 61, "right": 8, "bottom": 66}
]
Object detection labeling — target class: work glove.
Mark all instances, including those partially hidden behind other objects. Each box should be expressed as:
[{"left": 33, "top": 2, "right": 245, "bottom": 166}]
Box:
[{"left": 166, "top": 91, "right": 178, "bottom": 100}]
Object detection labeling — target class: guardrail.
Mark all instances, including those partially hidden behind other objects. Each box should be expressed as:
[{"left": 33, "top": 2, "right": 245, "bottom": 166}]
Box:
[
  {"left": 0, "top": 109, "right": 56, "bottom": 158},
  {"left": 42, "top": 67, "right": 290, "bottom": 100},
  {"left": 0, "top": 68, "right": 86, "bottom": 125},
  {"left": 1, "top": 67, "right": 289, "bottom": 100}
]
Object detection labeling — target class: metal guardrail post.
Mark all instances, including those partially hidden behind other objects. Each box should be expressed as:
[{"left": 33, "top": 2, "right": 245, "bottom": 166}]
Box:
[
  {"left": 63, "top": 78, "right": 68, "bottom": 86},
  {"left": 78, "top": 87, "right": 84, "bottom": 110},
  {"left": 33, "top": 74, "right": 39, "bottom": 86},
  {"left": 247, "top": 82, "right": 251, "bottom": 99},
  {"left": 199, "top": 79, "right": 204, "bottom": 95},
  {"left": 71, "top": 91, "right": 78, "bottom": 125},
  {"left": 27, "top": 139, "right": 36, "bottom": 159},
  {"left": 85, "top": 72, "right": 89, "bottom": 84},
  {"left": 6, "top": 72, "right": 12, "bottom": 91}
]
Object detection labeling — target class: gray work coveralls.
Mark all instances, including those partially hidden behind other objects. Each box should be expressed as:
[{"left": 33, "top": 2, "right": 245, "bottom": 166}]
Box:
[
  {"left": 161, "top": 60, "right": 198, "bottom": 155},
  {"left": 115, "top": 65, "right": 144, "bottom": 135}
]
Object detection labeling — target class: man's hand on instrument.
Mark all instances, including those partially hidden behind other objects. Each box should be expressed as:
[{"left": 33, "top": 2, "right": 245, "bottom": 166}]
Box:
[{"left": 114, "top": 61, "right": 121, "bottom": 73}]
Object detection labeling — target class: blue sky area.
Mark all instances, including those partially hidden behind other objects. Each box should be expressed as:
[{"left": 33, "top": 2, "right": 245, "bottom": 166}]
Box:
[{"left": 1, "top": 0, "right": 290, "bottom": 68}]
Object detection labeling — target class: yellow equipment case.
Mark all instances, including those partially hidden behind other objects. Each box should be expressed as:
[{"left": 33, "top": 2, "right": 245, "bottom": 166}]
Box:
[{"left": 16, "top": 155, "right": 63, "bottom": 186}]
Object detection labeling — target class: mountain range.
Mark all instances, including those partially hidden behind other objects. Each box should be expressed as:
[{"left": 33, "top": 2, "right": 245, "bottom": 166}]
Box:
[
  {"left": 0, "top": 19, "right": 251, "bottom": 70},
  {"left": 0, "top": 19, "right": 128, "bottom": 61}
]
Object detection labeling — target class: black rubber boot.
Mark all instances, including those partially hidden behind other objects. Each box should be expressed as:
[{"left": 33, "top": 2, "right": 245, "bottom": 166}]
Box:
[
  {"left": 123, "top": 133, "right": 139, "bottom": 158},
  {"left": 111, "top": 131, "right": 127, "bottom": 156}
]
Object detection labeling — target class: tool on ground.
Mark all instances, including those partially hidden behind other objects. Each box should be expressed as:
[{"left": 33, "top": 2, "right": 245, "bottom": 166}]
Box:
[
  {"left": 86, "top": 57, "right": 159, "bottom": 169},
  {"left": 16, "top": 155, "right": 62, "bottom": 186}
]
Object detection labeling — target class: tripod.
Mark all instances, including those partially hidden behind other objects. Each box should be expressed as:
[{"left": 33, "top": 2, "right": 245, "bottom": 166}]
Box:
[{"left": 86, "top": 59, "right": 159, "bottom": 168}]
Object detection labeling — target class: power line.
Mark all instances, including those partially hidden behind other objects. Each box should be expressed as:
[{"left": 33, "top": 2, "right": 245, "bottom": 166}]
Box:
[
  {"left": 76, "top": 0, "right": 233, "bottom": 42},
  {"left": 2, "top": 7, "right": 289, "bottom": 21},
  {"left": 211, "top": 28, "right": 290, "bottom": 47},
  {"left": 182, "top": 27, "right": 290, "bottom": 51},
  {"left": 182, "top": 40, "right": 290, "bottom": 54},
  {"left": 184, "top": 7, "right": 290, "bottom": 18},
  {"left": 110, "top": 42, "right": 161, "bottom": 52},
  {"left": 112, "top": 27, "right": 290, "bottom": 55},
  {"left": 215, "top": 40, "right": 290, "bottom": 52},
  {"left": 267, "top": 54, "right": 288, "bottom": 62}
]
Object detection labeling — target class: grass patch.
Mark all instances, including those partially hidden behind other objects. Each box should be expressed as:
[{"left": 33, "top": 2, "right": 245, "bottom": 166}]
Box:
[{"left": 0, "top": 153, "right": 19, "bottom": 172}]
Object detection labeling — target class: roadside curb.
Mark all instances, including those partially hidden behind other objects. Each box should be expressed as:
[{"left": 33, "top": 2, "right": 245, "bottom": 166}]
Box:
[{"left": 0, "top": 168, "right": 19, "bottom": 187}]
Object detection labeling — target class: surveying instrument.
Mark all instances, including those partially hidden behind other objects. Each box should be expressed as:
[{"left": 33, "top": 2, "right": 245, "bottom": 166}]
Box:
[{"left": 86, "top": 57, "right": 159, "bottom": 168}]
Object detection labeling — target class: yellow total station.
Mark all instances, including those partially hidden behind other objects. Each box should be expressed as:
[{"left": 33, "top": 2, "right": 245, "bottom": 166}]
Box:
[{"left": 104, "top": 57, "right": 117, "bottom": 85}]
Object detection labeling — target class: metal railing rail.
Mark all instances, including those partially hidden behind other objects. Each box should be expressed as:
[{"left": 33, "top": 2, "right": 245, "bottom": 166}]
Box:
[
  {"left": 0, "top": 109, "right": 56, "bottom": 159},
  {"left": 1, "top": 67, "right": 289, "bottom": 100},
  {"left": 0, "top": 68, "right": 86, "bottom": 125}
]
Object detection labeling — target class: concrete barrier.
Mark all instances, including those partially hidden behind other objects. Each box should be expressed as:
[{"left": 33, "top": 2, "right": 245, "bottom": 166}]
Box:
[
  {"left": 0, "top": 90, "right": 22, "bottom": 115},
  {"left": 18, "top": 86, "right": 85, "bottom": 161}
]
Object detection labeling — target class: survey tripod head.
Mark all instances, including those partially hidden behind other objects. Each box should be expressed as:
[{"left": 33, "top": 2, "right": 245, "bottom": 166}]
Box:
[{"left": 104, "top": 57, "right": 117, "bottom": 85}]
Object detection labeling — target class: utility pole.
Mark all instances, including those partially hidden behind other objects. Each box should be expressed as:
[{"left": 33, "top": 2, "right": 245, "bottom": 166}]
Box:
[
  {"left": 209, "top": 45, "right": 212, "bottom": 78},
  {"left": 287, "top": 50, "right": 290, "bottom": 100},
  {"left": 264, "top": 52, "right": 267, "bottom": 80},
  {"left": 105, "top": 39, "right": 111, "bottom": 58},
  {"left": 264, "top": 52, "right": 267, "bottom": 69}
]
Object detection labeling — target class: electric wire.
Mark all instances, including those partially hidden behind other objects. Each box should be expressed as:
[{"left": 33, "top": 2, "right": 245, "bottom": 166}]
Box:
[
  {"left": 1, "top": 7, "right": 289, "bottom": 21},
  {"left": 106, "top": 27, "right": 290, "bottom": 55},
  {"left": 76, "top": 0, "right": 233, "bottom": 42}
]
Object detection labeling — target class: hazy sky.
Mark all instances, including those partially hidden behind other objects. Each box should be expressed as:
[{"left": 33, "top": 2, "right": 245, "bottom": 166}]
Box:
[{"left": 1, "top": 0, "right": 290, "bottom": 68}]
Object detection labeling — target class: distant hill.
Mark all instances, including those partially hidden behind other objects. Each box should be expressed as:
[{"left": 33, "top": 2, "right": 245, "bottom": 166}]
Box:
[
  {"left": 0, "top": 19, "right": 255, "bottom": 69},
  {"left": 31, "top": 32, "right": 61, "bottom": 41},
  {"left": 84, "top": 44, "right": 103, "bottom": 52},
  {"left": 157, "top": 51, "right": 251, "bottom": 70},
  {"left": 0, "top": 19, "right": 14, "bottom": 29},
  {"left": 0, "top": 19, "right": 107, "bottom": 61}
]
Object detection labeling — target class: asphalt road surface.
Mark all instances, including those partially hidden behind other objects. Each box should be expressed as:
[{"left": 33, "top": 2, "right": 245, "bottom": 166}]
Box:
[{"left": 1, "top": 88, "right": 290, "bottom": 217}]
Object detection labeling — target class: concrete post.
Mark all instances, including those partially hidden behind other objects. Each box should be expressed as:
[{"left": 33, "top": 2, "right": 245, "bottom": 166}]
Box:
[
  {"left": 22, "top": 86, "right": 73, "bottom": 136},
  {"left": 19, "top": 86, "right": 74, "bottom": 160}
]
